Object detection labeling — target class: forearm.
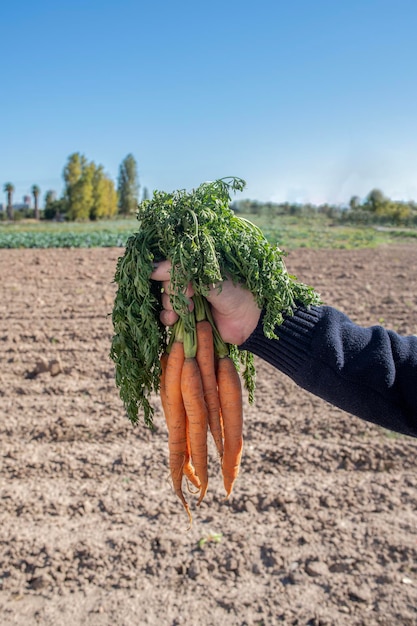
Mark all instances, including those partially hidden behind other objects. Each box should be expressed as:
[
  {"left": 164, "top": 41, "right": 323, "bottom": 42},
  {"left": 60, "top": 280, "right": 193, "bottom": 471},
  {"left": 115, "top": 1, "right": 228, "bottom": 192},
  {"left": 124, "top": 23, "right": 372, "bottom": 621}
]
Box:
[{"left": 240, "top": 305, "right": 417, "bottom": 438}]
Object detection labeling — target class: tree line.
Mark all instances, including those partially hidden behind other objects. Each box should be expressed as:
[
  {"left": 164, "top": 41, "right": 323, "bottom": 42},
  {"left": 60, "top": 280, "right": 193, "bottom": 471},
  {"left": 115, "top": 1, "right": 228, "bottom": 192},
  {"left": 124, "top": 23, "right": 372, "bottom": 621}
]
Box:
[
  {"left": 2, "top": 153, "right": 146, "bottom": 221},
  {"left": 3, "top": 164, "right": 417, "bottom": 227},
  {"left": 232, "top": 188, "right": 417, "bottom": 227}
]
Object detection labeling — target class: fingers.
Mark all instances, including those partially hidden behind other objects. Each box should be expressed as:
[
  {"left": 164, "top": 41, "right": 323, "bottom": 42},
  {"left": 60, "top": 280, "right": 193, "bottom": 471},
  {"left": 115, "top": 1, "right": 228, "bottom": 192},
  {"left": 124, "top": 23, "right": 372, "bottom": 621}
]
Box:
[
  {"left": 150, "top": 260, "right": 172, "bottom": 282},
  {"left": 151, "top": 259, "right": 195, "bottom": 327},
  {"left": 160, "top": 289, "right": 194, "bottom": 314},
  {"left": 151, "top": 259, "right": 260, "bottom": 343},
  {"left": 160, "top": 308, "right": 179, "bottom": 326},
  {"left": 151, "top": 260, "right": 194, "bottom": 297},
  {"left": 159, "top": 291, "right": 194, "bottom": 327}
]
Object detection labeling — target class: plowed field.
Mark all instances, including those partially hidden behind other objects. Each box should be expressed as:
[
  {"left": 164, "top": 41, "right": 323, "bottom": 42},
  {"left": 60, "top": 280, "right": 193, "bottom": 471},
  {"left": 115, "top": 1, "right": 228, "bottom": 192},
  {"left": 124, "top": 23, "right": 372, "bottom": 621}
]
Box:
[{"left": 1, "top": 245, "right": 417, "bottom": 625}]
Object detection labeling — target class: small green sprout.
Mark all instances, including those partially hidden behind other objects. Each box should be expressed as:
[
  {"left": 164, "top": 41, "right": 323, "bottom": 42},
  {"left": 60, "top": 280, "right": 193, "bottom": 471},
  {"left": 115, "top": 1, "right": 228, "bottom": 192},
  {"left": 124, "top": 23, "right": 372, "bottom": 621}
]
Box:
[{"left": 197, "top": 531, "right": 223, "bottom": 549}]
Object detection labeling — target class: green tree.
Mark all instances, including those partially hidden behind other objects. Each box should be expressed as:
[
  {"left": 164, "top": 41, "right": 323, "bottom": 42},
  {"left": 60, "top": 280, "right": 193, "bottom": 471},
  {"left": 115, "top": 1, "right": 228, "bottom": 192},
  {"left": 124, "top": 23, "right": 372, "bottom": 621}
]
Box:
[
  {"left": 117, "top": 154, "right": 139, "bottom": 215},
  {"left": 63, "top": 152, "right": 84, "bottom": 218},
  {"left": 63, "top": 153, "right": 94, "bottom": 220},
  {"left": 79, "top": 161, "right": 95, "bottom": 220},
  {"left": 44, "top": 189, "right": 57, "bottom": 208},
  {"left": 91, "top": 165, "right": 118, "bottom": 219},
  {"left": 63, "top": 153, "right": 119, "bottom": 220},
  {"left": 388, "top": 201, "right": 412, "bottom": 225},
  {"left": 32, "top": 184, "right": 41, "bottom": 220},
  {"left": 349, "top": 195, "right": 361, "bottom": 211},
  {"left": 361, "top": 189, "right": 413, "bottom": 224},
  {"left": 3, "top": 182, "right": 14, "bottom": 220},
  {"left": 102, "top": 177, "right": 118, "bottom": 218},
  {"left": 364, "top": 189, "right": 387, "bottom": 214},
  {"left": 142, "top": 186, "right": 149, "bottom": 202},
  {"left": 44, "top": 190, "right": 65, "bottom": 220}
]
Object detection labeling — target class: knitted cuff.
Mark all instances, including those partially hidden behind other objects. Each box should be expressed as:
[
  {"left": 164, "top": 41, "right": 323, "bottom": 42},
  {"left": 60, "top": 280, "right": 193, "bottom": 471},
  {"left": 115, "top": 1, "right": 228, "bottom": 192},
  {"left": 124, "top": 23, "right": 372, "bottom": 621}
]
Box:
[{"left": 239, "top": 305, "right": 322, "bottom": 377}]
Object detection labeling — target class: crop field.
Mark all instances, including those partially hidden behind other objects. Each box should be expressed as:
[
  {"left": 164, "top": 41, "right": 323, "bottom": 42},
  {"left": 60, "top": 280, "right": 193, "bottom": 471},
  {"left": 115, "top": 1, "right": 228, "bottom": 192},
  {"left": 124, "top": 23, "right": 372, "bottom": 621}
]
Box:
[
  {"left": 1, "top": 214, "right": 417, "bottom": 250},
  {"left": 1, "top": 242, "right": 417, "bottom": 625}
]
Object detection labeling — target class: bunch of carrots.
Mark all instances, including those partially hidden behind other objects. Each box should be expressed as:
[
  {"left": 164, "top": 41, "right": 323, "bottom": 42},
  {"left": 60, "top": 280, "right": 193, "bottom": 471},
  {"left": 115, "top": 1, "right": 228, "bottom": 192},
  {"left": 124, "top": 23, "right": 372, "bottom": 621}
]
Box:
[
  {"left": 160, "top": 294, "right": 243, "bottom": 526},
  {"left": 110, "top": 177, "right": 321, "bottom": 527}
]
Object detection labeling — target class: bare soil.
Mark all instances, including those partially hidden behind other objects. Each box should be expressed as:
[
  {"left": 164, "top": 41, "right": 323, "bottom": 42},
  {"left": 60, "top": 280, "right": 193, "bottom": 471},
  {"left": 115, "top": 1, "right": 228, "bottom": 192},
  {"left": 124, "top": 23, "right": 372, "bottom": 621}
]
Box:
[{"left": 1, "top": 245, "right": 417, "bottom": 626}]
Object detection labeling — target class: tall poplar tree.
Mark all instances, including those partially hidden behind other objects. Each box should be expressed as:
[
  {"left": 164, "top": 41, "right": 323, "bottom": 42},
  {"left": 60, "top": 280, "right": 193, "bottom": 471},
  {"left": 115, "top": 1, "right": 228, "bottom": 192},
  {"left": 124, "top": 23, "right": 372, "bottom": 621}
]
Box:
[
  {"left": 63, "top": 153, "right": 90, "bottom": 220},
  {"left": 63, "top": 154, "right": 93, "bottom": 220},
  {"left": 63, "top": 153, "right": 118, "bottom": 220},
  {"left": 117, "top": 154, "right": 139, "bottom": 215},
  {"left": 91, "top": 165, "right": 118, "bottom": 219}
]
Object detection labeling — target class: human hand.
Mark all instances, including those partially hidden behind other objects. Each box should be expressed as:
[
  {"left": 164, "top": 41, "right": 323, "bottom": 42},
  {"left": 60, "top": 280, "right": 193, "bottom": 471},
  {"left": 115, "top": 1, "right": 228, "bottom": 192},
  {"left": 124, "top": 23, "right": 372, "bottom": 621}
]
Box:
[{"left": 151, "top": 260, "right": 261, "bottom": 346}]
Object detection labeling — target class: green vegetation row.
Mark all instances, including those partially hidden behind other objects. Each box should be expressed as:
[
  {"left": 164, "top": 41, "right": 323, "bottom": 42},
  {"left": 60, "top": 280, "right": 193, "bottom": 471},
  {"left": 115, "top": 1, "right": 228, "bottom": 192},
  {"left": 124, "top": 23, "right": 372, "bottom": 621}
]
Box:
[
  {"left": 0, "top": 231, "right": 127, "bottom": 249},
  {"left": 233, "top": 188, "right": 417, "bottom": 228},
  {"left": 1, "top": 214, "right": 417, "bottom": 250}
]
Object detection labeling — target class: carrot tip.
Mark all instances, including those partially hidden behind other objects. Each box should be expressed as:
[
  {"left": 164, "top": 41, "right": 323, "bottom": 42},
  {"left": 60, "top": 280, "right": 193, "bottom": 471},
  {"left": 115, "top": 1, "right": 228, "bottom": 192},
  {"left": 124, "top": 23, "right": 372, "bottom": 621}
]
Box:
[
  {"left": 184, "top": 505, "right": 193, "bottom": 529},
  {"left": 197, "top": 484, "right": 208, "bottom": 506},
  {"left": 185, "top": 480, "right": 200, "bottom": 495}
]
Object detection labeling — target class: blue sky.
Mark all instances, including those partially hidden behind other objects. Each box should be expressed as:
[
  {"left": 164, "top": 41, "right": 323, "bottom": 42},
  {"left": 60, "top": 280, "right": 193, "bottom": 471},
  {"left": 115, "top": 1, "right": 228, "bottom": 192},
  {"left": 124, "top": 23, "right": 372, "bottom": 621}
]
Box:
[{"left": 2, "top": 0, "right": 417, "bottom": 206}]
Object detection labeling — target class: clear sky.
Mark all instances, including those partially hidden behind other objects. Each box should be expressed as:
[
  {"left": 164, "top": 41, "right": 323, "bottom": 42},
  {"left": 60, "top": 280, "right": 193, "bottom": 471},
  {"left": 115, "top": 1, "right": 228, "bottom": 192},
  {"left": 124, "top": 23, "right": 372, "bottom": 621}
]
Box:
[{"left": 2, "top": 0, "right": 417, "bottom": 207}]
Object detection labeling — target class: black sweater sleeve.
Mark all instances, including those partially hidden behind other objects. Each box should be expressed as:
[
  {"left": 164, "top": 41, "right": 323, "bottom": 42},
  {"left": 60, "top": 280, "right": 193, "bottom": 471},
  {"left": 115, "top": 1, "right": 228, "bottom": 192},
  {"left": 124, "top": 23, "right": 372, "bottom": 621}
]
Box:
[{"left": 240, "top": 305, "right": 417, "bottom": 438}]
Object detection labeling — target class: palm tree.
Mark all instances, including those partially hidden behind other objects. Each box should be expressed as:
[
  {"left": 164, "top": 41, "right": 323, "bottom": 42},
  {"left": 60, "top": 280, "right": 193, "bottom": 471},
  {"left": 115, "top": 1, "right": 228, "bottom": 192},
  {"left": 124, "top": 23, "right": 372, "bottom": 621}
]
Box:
[
  {"left": 3, "top": 182, "right": 15, "bottom": 220},
  {"left": 32, "top": 184, "right": 41, "bottom": 220}
]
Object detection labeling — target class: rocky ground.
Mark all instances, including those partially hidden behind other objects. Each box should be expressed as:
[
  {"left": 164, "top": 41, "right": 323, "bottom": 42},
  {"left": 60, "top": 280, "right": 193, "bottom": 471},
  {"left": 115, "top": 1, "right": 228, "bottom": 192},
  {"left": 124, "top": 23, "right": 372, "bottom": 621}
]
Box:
[{"left": 1, "top": 244, "right": 416, "bottom": 626}]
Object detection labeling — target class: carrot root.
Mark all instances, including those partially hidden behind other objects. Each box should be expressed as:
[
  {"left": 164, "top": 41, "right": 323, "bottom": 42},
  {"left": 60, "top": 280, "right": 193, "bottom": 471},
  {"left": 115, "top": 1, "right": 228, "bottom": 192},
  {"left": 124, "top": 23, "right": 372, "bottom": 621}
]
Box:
[
  {"left": 196, "top": 320, "right": 224, "bottom": 460},
  {"left": 181, "top": 357, "right": 209, "bottom": 505},
  {"left": 161, "top": 344, "right": 193, "bottom": 526},
  {"left": 217, "top": 356, "right": 243, "bottom": 499}
]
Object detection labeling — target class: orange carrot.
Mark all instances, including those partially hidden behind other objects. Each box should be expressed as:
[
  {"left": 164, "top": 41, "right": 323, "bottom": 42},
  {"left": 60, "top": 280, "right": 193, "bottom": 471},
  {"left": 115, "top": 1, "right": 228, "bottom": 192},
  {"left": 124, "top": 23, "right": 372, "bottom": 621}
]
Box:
[
  {"left": 159, "top": 351, "right": 169, "bottom": 416},
  {"left": 162, "top": 350, "right": 201, "bottom": 491},
  {"left": 217, "top": 356, "right": 243, "bottom": 499},
  {"left": 196, "top": 319, "right": 224, "bottom": 459},
  {"left": 183, "top": 414, "right": 201, "bottom": 491},
  {"left": 162, "top": 341, "right": 192, "bottom": 526},
  {"left": 181, "top": 356, "right": 209, "bottom": 505}
]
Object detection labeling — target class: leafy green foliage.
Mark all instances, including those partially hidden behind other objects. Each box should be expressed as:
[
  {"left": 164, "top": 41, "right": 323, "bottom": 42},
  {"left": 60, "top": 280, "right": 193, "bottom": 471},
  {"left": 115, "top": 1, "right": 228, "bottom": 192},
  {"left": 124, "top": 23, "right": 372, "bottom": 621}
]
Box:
[
  {"left": 117, "top": 154, "right": 140, "bottom": 215},
  {"left": 233, "top": 189, "right": 417, "bottom": 228},
  {"left": 63, "top": 153, "right": 118, "bottom": 220},
  {"left": 2, "top": 213, "right": 417, "bottom": 249},
  {"left": 110, "top": 177, "right": 321, "bottom": 426},
  {"left": 0, "top": 230, "right": 127, "bottom": 248}
]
